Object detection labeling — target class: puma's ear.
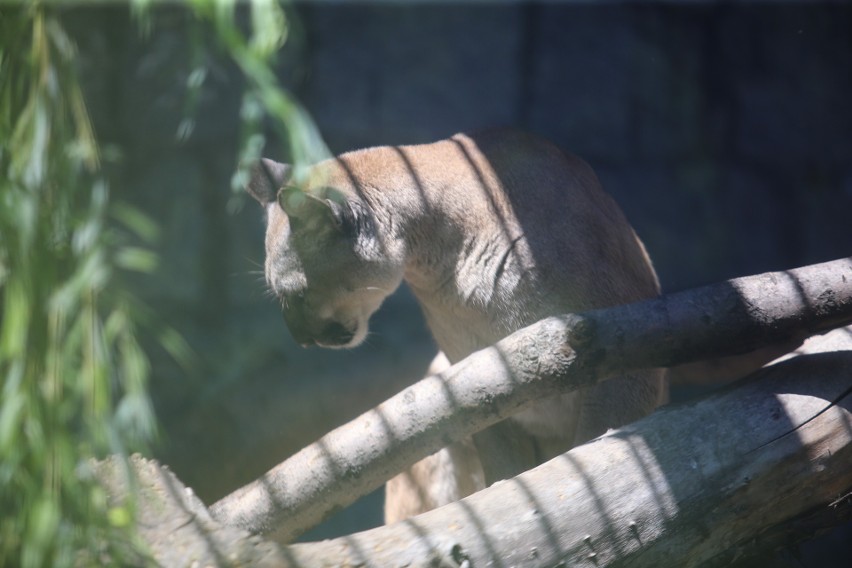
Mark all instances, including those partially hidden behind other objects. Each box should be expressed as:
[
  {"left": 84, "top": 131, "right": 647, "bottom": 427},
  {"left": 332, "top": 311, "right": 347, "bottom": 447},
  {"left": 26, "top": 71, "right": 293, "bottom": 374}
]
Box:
[
  {"left": 277, "top": 187, "right": 314, "bottom": 219},
  {"left": 278, "top": 188, "right": 341, "bottom": 225},
  {"left": 279, "top": 189, "right": 366, "bottom": 238},
  {"left": 245, "top": 158, "right": 292, "bottom": 206}
]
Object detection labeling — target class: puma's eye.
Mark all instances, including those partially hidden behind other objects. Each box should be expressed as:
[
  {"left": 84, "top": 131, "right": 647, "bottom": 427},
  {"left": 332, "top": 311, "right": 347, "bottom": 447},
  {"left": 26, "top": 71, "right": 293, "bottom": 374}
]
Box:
[
  {"left": 327, "top": 199, "right": 368, "bottom": 240},
  {"left": 326, "top": 200, "right": 346, "bottom": 231}
]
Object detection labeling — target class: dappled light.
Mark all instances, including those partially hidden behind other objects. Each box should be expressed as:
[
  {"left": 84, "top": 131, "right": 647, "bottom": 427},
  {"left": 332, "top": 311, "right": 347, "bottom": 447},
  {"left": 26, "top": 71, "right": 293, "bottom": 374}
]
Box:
[
  {"left": 194, "top": 252, "right": 852, "bottom": 566},
  {"left": 6, "top": 2, "right": 852, "bottom": 566},
  {"left": 118, "top": 340, "right": 852, "bottom": 566}
]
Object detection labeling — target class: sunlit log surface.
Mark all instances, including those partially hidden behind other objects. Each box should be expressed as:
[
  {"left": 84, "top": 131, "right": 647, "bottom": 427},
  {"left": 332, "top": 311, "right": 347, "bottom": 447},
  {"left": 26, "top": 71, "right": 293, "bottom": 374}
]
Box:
[
  {"left": 98, "top": 349, "right": 852, "bottom": 567},
  {"left": 210, "top": 257, "right": 852, "bottom": 542}
]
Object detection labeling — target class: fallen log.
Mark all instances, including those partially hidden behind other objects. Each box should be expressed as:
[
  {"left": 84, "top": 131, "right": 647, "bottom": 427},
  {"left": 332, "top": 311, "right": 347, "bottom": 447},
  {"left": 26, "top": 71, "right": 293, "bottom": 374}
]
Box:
[
  {"left": 98, "top": 350, "right": 852, "bottom": 567},
  {"left": 209, "top": 257, "right": 852, "bottom": 542}
]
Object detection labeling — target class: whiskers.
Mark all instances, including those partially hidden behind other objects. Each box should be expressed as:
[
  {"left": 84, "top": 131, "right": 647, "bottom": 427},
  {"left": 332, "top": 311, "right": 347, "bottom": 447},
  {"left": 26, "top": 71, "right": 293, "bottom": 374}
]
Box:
[
  {"left": 242, "top": 257, "right": 269, "bottom": 289},
  {"left": 264, "top": 286, "right": 279, "bottom": 302},
  {"left": 244, "top": 256, "right": 264, "bottom": 270},
  {"left": 250, "top": 272, "right": 272, "bottom": 290},
  {"left": 355, "top": 328, "right": 380, "bottom": 349},
  {"left": 234, "top": 264, "right": 276, "bottom": 302}
]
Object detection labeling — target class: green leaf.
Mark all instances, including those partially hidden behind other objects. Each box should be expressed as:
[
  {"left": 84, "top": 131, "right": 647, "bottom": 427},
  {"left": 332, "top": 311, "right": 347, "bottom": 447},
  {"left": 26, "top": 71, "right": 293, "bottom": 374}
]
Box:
[
  {"left": 0, "top": 277, "right": 30, "bottom": 358},
  {"left": 250, "top": 0, "right": 288, "bottom": 58},
  {"left": 107, "top": 506, "right": 131, "bottom": 529},
  {"left": 112, "top": 202, "right": 160, "bottom": 243},
  {"left": 114, "top": 247, "right": 159, "bottom": 273},
  {"left": 25, "top": 498, "right": 59, "bottom": 564},
  {"left": 0, "top": 361, "right": 25, "bottom": 452}
]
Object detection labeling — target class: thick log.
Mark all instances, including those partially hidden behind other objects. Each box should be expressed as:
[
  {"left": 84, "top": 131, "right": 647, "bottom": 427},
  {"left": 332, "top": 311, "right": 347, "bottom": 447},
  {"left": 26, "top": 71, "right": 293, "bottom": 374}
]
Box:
[
  {"left": 283, "top": 351, "right": 852, "bottom": 568},
  {"left": 210, "top": 257, "right": 852, "bottom": 541},
  {"left": 101, "top": 351, "right": 852, "bottom": 567},
  {"left": 94, "top": 455, "right": 292, "bottom": 567}
]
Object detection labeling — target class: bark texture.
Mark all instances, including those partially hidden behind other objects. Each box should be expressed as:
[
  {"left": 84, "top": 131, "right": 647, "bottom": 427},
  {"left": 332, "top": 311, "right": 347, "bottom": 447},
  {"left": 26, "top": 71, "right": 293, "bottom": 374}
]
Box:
[
  {"left": 99, "top": 351, "right": 852, "bottom": 567},
  {"left": 94, "top": 456, "right": 293, "bottom": 567},
  {"left": 282, "top": 351, "right": 852, "bottom": 568},
  {"left": 210, "top": 257, "right": 852, "bottom": 541}
]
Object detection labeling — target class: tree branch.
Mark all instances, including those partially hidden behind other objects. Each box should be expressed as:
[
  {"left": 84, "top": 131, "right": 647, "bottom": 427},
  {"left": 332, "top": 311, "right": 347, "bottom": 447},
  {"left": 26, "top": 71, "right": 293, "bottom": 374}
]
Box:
[
  {"left": 208, "top": 257, "right": 852, "bottom": 542},
  {"left": 102, "top": 350, "right": 852, "bottom": 567},
  {"left": 284, "top": 351, "right": 852, "bottom": 567}
]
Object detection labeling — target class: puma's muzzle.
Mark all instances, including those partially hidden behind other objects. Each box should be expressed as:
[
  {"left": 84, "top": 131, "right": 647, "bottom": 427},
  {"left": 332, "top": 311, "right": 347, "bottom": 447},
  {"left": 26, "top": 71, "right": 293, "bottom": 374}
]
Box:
[{"left": 279, "top": 294, "right": 359, "bottom": 348}]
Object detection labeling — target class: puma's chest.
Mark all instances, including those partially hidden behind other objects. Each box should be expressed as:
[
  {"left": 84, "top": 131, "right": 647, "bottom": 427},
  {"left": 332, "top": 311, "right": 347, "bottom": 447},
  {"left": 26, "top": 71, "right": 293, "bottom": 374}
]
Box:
[{"left": 403, "top": 227, "right": 549, "bottom": 361}]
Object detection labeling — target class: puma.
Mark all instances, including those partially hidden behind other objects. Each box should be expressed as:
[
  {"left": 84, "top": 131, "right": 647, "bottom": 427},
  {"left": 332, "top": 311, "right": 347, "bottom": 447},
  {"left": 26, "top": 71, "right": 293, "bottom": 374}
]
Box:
[{"left": 245, "top": 130, "right": 667, "bottom": 524}]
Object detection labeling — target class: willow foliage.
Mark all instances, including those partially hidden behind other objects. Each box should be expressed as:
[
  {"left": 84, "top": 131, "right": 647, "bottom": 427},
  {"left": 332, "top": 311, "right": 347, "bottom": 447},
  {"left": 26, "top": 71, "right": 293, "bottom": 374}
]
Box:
[
  {"left": 0, "top": 0, "right": 321, "bottom": 565},
  {"left": 184, "top": 0, "right": 329, "bottom": 192},
  {"left": 0, "top": 5, "right": 156, "bottom": 566}
]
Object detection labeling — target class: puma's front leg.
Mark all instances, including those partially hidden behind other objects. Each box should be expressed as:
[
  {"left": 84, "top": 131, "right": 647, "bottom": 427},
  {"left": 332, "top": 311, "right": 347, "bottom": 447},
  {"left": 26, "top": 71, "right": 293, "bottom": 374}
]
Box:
[
  {"left": 384, "top": 352, "right": 485, "bottom": 523},
  {"left": 384, "top": 439, "right": 485, "bottom": 524}
]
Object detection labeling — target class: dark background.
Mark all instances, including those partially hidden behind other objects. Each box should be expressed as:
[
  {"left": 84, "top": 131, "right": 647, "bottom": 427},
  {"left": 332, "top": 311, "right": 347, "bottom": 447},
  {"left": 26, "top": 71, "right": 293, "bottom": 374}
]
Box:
[{"left": 64, "top": 0, "right": 851, "bottom": 563}]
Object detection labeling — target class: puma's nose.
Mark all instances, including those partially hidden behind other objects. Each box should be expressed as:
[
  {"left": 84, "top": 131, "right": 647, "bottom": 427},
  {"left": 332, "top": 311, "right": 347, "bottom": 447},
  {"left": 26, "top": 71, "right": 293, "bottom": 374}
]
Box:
[
  {"left": 316, "top": 321, "right": 355, "bottom": 347},
  {"left": 281, "top": 305, "right": 354, "bottom": 347}
]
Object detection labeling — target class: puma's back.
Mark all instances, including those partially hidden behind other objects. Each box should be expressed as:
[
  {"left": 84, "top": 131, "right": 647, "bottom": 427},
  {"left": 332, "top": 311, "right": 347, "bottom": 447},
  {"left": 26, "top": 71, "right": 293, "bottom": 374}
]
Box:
[
  {"left": 391, "top": 131, "right": 660, "bottom": 359},
  {"left": 246, "top": 130, "right": 666, "bottom": 524}
]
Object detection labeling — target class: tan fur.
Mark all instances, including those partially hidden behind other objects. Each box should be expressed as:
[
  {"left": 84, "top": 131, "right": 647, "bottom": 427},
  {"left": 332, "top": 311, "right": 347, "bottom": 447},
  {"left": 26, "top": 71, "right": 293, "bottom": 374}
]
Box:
[{"left": 246, "top": 130, "right": 667, "bottom": 525}]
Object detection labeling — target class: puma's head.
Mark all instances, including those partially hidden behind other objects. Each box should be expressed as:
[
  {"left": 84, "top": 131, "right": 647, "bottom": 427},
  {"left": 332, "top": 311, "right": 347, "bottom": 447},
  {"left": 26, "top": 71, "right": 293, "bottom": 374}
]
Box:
[{"left": 245, "top": 157, "right": 405, "bottom": 348}]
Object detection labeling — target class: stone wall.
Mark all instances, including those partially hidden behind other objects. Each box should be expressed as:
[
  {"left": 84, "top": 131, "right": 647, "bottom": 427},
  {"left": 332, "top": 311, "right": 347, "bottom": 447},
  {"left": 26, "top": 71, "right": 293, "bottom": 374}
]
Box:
[{"left": 66, "top": 0, "right": 851, "bottom": 554}]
